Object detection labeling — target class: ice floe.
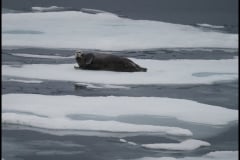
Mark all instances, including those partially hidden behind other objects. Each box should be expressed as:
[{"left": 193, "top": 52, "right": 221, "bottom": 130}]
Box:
[
  {"left": 2, "top": 58, "right": 238, "bottom": 85},
  {"left": 120, "top": 139, "right": 128, "bottom": 143},
  {"left": 80, "top": 8, "right": 115, "bottom": 15},
  {"left": 2, "top": 113, "right": 192, "bottom": 136},
  {"left": 141, "top": 139, "right": 210, "bottom": 150},
  {"left": 127, "top": 151, "right": 238, "bottom": 160},
  {"left": 119, "top": 138, "right": 210, "bottom": 150},
  {"left": 6, "top": 78, "right": 43, "bottom": 83},
  {"left": 120, "top": 139, "right": 137, "bottom": 146},
  {"left": 75, "top": 82, "right": 130, "bottom": 89},
  {"left": 2, "top": 11, "right": 237, "bottom": 50},
  {"left": 205, "top": 151, "right": 238, "bottom": 159},
  {"left": 32, "top": 6, "right": 65, "bottom": 12},
  {"left": 2, "top": 94, "right": 237, "bottom": 126},
  {"left": 197, "top": 23, "right": 225, "bottom": 29},
  {"left": 10, "top": 53, "right": 74, "bottom": 59}
]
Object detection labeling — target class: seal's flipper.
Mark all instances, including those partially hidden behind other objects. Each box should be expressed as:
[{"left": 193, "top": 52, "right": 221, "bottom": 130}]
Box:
[
  {"left": 141, "top": 68, "right": 147, "bottom": 72},
  {"left": 74, "top": 65, "right": 80, "bottom": 70},
  {"left": 85, "top": 54, "right": 94, "bottom": 65}
]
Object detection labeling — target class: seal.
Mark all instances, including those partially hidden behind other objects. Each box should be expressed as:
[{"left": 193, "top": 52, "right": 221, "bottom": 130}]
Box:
[{"left": 74, "top": 50, "right": 147, "bottom": 72}]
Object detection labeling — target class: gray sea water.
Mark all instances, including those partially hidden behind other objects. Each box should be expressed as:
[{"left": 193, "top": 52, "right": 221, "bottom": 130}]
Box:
[{"left": 2, "top": 0, "right": 239, "bottom": 160}]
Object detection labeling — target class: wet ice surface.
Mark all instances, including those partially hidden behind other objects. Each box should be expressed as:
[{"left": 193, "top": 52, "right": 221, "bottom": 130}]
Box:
[{"left": 2, "top": 47, "right": 238, "bottom": 160}]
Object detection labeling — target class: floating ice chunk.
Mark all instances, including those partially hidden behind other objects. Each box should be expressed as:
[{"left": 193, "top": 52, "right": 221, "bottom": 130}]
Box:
[
  {"left": 2, "top": 113, "right": 192, "bottom": 136},
  {"left": 120, "top": 139, "right": 137, "bottom": 145},
  {"left": 2, "top": 11, "right": 237, "bottom": 50},
  {"left": 2, "top": 94, "right": 238, "bottom": 126},
  {"left": 32, "top": 6, "right": 65, "bottom": 12},
  {"left": 197, "top": 23, "right": 225, "bottom": 29},
  {"left": 2, "top": 58, "right": 238, "bottom": 85},
  {"left": 75, "top": 82, "right": 130, "bottom": 89},
  {"left": 80, "top": 8, "right": 115, "bottom": 15},
  {"left": 7, "top": 78, "right": 43, "bottom": 83},
  {"left": 126, "top": 151, "right": 238, "bottom": 160},
  {"left": 120, "top": 139, "right": 128, "bottom": 143},
  {"left": 204, "top": 151, "right": 238, "bottom": 159},
  {"left": 141, "top": 139, "right": 210, "bottom": 150},
  {"left": 129, "top": 158, "right": 176, "bottom": 160},
  {"left": 10, "top": 53, "right": 74, "bottom": 59},
  {"left": 128, "top": 141, "right": 137, "bottom": 145}
]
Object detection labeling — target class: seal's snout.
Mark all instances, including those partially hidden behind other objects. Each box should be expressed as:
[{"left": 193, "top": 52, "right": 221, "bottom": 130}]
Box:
[
  {"left": 75, "top": 50, "right": 83, "bottom": 69},
  {"left": 75, "top": 50, "right": 82, "bottom": 58}
]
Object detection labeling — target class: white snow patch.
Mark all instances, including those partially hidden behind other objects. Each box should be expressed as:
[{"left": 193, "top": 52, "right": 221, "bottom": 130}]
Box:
[
  {"left": 2, "top": 94, "right": 238, "bottom": 126},
  {"left": 32, "top": 6, "right": 65, "bottom": 12},
  {"left": 10, "top": 53, "right": 74, "bottom": 59},
  {"left": 2, "top": 58, "right": 238, "bottom": 85},
  {"left": 141, "top": 139, "right": 210, "bottom": 150},
  {"left": 120, "top": 139, "right": 128, "bottom": 143},
  {"left": 205, "top": 151, "right": 238, "bottom": 159},
  {"left": 127, "top": 141, "right": 137, "bottom": 146},
  {"left": 2, "top": 11, "right": 237, "bottom": 50},
  {"left": 2, "top": 113, "right": 192, "bottom": 136},
  {"left": 80, "top": 8, "right": 115, "bottom": 15},
  {"left": 75, "top": 82, "right": 130, "bottom": 89},
  {"left": 197, "top": 23, "right": 225, "bottom": 29},
  {"left": 7, "top": 78, "right": 43, "bottom": 83},
  {"left": 120, "top": 139, "right": 137, "bottom": 145}
]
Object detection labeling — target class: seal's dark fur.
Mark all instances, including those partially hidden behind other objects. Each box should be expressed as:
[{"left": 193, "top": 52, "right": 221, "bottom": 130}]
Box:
[{"left": 75, "top": 51, "right": 147, "bottom": 72}]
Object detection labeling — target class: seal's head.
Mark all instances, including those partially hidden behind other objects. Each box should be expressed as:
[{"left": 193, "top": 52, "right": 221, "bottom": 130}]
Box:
[
  {"left": 75, "top": 50, "right": 94, "bottom": 67},
  {"left": 75, "top": 50, "right": 84, "bottom": 67},
  {"left": 75, "top": 50, "right": 83, "bottom": 59}
]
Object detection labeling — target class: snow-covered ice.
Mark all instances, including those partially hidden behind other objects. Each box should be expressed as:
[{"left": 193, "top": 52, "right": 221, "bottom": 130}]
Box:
[
  {"left": 75, "top": 82, "right": 130, "bottom": 89},
  {"left": 196, "top": 23, "right": 225, "bottom": 29},
  {"left": 6, "top": 78, "right": 43, "bottom": 83},
  {"left": 2, "top": 58, "right": 238, "bottom": 85},
  {"left": 10, "top": 53, "right": 74, "bottom": 59},
  {"left": 127, "top": 151, "right": 238, "bottom": 160},
  {"left": 2, "top": 112, "right": 192, "bottom": 136},
  {"left": 141, "top": 139, "right": 210, "bottom": 150},
  {"left": 32, "top": 6, "right": 65, "bottom": 12},
  {"left": 2, "top": 94, "right": 237, "bottom": 127},
  {"left": 2, "top": 11, "right": 237, "bottom": 50}
]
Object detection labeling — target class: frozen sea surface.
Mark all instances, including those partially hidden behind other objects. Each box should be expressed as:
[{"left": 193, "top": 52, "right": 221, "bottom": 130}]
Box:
[{"left": 2, "top": 3, "right": 238, "bottom": 160}]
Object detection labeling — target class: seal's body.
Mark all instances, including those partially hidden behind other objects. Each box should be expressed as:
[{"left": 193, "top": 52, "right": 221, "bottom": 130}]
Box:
[{"left": 75, "top": 51, "right": 147, "bottom": 72}]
